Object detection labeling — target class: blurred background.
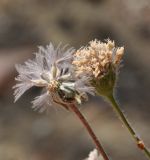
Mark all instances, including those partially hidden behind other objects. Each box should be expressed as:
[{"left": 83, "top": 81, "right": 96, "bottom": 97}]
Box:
[{"left": 0, "top": 0, "right": 150, "bottom": 160}]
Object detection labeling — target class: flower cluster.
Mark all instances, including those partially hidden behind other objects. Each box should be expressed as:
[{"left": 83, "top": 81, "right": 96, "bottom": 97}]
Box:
[
  {"left": 73, "top": 39, "right": 124, "bottom": 96},
  {"left": 13, "top": 43, "right": 94, "bottom": 112},
  {"left": 13, "top": 39, "right": 124, "bottom": 111},
  {"left": 73, "top": 39, "right": 124, "bottom": 78}
]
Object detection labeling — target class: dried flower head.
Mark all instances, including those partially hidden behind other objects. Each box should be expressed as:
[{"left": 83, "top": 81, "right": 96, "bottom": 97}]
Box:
[
  {"left": 73, "top": 39, "right": 124, "bottom": 96},
  {"left": 84, "top": 149, "right": 104, "bottom": 160},
  {"left": 73, "top": 39, "right": 124, "bottom": 78},
  {"left": 13, "top": 43, "right": 93, "bottom": 112}
]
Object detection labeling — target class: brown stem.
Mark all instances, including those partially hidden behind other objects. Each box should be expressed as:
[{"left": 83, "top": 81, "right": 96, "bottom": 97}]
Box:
[{"left": 69, "top": 103, "right": 109, "bottom": 160}]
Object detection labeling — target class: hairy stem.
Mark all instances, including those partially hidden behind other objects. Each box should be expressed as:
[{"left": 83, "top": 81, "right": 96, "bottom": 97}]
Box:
[
  {"left": 69, "top": 103, "right": 109, "bottom": 160},
  {"left": 107, "top": 93, "right": 150, "bottom": 159}
]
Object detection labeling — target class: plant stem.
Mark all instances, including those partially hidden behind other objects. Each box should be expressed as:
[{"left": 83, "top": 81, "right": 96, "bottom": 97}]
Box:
[
  {"left": 69, "top": 103, "right": 110, "bottom": 160},
  {"left": 107, "top": 93, "right": 150, "bottom": 159}
]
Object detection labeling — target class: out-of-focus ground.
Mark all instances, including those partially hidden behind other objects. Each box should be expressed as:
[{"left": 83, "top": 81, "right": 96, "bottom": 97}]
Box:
[{"left": 0, "top": 0, "right": 150, "bottom": 160}]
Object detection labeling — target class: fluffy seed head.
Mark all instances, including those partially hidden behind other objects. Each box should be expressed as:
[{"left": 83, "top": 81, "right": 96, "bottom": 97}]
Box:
[
  {"left": 84, "top": 149, "right": 104, "bottom": 160},
  {"left": 13, "top": 42, "right": 94, "bottom": 112}
]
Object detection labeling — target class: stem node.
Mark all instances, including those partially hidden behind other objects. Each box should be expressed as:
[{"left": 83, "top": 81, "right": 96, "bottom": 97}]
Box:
[{"left": 107, "top": 93, "right": 150, "bottom": 159}]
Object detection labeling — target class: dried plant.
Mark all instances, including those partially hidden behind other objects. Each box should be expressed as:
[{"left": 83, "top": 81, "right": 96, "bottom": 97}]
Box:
[
  {"left": 13, "top": 42, "right": 109, "bottom": 160},
  {"left": 73, "top": 39, "right": 150, "bottom": 159},
  {"left": 13, "top": 40, "right": 150, "bottom": 160}
]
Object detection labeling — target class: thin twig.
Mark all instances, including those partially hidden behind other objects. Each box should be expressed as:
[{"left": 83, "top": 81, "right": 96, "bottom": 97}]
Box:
[
  {"left": 107, "top": 93, "right": 150, "bottom": 159},
  {"left": 69, "top": 103, "right": 109, "bottom": 160}
]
